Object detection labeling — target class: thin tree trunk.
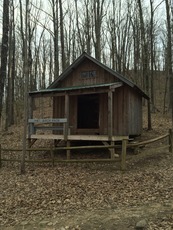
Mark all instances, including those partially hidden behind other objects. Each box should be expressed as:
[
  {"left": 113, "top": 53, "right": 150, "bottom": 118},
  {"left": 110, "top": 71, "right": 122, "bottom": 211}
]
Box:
[
  {"left": 0, "top": 0, "right": 9, "bottom": 124},
  {"left": 52, "top": 0, "right": 59, "bottom": 80},
  {"left": 49, "top": 36, "right": 53, "bottom": 85},
  {"left": 5, "top": 0, "right": 14, "bottom": 130},
  {"left": 150, "top": 0, "right": 155, "bottom": 113},
  {"left": 41, "top": 36, "right": 46, "bottom": 89},
  {"left": 166, "top": 0, "right": 173, "bottom": 126},
  {"left": 137, "top": 0, "right": 152, "bottom": 130},
  {"left": 21, "top": 0, "right": 29, "bottom": 174},
  {"left": 93, "top": 0, "right": 104, "bottom": 60},
  {"left": 59, "top": 0, "right": 66, "bottom": 71}
]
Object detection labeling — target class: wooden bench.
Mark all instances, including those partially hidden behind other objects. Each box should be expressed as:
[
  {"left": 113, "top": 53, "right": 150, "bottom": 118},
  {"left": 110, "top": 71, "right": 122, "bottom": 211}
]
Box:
[
  {"left": 33, "top": 126, "right": 64, "bottom": 131},
  {"left": 28, "top": 118, "right": 67, "bottom": 135}
]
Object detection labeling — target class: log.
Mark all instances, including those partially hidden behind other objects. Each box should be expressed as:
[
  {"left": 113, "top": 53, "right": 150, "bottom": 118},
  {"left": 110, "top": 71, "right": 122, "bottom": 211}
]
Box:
[
  {"left": 1, "top": 144, "right": 123, "bottom": 152},
  {"left": 1, "top": 158, "right": 120, "bottom": 163},
  {"left": 128, "top": 134, "right": 169, "bottom": 147}
]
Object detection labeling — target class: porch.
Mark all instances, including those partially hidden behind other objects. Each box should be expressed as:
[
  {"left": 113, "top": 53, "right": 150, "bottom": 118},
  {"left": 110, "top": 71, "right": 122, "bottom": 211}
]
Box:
[{"left": 28, "top": 117, "right": 129, "bottom": 160}]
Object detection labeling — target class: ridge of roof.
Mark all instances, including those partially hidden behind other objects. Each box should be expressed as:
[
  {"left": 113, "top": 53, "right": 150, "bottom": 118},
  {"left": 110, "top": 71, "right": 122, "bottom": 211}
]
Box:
[{"left": 47, "top": 52, "right": 149, "bottom": 99}]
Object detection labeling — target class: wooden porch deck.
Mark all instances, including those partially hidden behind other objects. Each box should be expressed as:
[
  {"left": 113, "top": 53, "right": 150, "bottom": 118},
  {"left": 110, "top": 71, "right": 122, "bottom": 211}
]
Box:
[
  {"left": 27, "top": 134, "right": 128, "bottom": 169},
  {"left": 29, "top": 134, "right": 129, "bottom": 142}
]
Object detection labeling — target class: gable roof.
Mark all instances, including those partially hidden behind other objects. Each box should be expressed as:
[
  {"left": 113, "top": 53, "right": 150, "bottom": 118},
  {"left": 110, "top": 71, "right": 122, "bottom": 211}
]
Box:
[{"left": 48, "top": 52, "right": 149, "bottom": 99}]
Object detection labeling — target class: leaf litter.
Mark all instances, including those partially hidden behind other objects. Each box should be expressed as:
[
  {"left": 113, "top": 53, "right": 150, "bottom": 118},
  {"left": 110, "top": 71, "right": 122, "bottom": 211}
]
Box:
[{"left": 0, "top": 112, "right": 173, "bottom": 229}]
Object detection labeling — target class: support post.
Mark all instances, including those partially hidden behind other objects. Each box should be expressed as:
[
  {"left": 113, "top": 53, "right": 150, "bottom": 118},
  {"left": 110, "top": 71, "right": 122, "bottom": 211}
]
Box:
[
  {"left": 121, "top": 139, "right": 127, "bottom": 170},
  {"left": 108, "top": 90, "right": 113, "bottom": 141},
  {"left": 110, "top": 141, "right": 115, "bottom": 159},
  {"left": 64, "top": 94, "right": 69, "bottom": 141},
  {"left": 169, "top": 129, "right": 173, "bottom": 153},
  {"left": 147, "top": 99, "right": 152, "bottom": 130},
  {"left": 28, "top": 96, "right": 34, "bottom": 137},
  {"left": 66, "top": 140, "right": 71, "bottom": 160}
]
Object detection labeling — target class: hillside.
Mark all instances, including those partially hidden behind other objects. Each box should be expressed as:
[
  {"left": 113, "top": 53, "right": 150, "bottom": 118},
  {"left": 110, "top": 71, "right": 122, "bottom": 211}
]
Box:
[{"left": 0, "top": 107, "right": 173, "bottom": 229}]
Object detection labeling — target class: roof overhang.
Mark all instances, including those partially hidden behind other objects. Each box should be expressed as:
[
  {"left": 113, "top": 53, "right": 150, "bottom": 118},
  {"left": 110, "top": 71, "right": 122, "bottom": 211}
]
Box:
[{"left": 29, "top": 82, "right": 123, "bottom": 97}]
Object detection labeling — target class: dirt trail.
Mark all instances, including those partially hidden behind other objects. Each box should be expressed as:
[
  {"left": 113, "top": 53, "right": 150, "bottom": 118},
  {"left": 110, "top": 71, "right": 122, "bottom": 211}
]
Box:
[{"left": 1, "top": 201, "right": 173, "bottom": 230}]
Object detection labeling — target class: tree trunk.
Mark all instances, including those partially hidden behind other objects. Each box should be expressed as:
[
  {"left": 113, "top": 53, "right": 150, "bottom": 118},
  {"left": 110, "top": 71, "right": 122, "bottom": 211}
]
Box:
[
  {"left": 150, "top": 0, "right": 155, "bottom": 112},
  {"left": 0, "top": 0, "right": 9, "bottom": 124},
  {"left": 165, "top": 0, "right": 173, "bottom": 126},
  {"left": 5, "top": 0, "right": 15, "bottom": 129},
  {"left": 92, "top": 0, "right": 105, "bottom": 61},
  {"left": 52, "top": 0, "right": 59, "bottom": 80},
  {"left": 59, "top": 0, "right": 66, "bottom": 71},
  {"left": 21, "top": 0, "right": 30, "bottom": 174},
  {"left": 137, "top": 0, "right": 152, "bottom": 130}
]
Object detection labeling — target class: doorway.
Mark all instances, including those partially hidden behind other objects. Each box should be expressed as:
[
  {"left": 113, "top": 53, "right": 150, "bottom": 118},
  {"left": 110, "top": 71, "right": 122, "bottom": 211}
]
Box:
[{"left": 77, "top": 94, "right": 99, "bottom": 129}]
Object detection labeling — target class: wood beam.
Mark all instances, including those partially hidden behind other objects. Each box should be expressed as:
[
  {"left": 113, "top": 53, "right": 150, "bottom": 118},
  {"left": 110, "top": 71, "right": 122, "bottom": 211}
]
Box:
[
  {"left": 64, "top": 94, "right": 69, "bottom": 141},
  {"left": 108, "top": 90, "right": 113, "bottom": 140}
]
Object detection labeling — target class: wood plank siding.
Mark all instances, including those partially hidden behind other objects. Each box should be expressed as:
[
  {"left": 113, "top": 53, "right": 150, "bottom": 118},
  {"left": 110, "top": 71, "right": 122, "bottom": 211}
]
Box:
[
  {"left": 127, "top": 86, "right": 142, "bottom": 136},
  {"left": 59, "top": 59, "right": 119, "bottom": 88},
  {"left": 52, "top": 85, "right": 142, "bottom": 136},
  {"left": 29, "top": 52, "right": 148, "bottom": 140}
]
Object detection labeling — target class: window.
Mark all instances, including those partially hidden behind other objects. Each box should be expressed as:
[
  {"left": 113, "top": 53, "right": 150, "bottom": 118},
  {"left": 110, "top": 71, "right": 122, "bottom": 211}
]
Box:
[{"left": 81, "top": 70, "right": 96, "bottom": 78}]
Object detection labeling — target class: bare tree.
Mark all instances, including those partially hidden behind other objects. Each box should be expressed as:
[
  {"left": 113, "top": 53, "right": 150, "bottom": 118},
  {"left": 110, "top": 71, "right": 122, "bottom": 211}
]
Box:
[
  {"left": 5, "top": 0, "right": 15, "bottom": 129},
  {"left": 74, "top": 0, "right": 85, "bottom": 53},
  {"left": 34, "top": 28, "right": 45, "bottom": 90},
  {"left": 92, "top": 0, "right": 105, "bottom": 60},
  {"left": 107, "top": 0, "right": 133, "bottom": 74},
  {"left": 165, "top": 0, "right": 173, "bottom": 125},
  {"left": 21, "top": 0, "right": 30, "bottom": 174},
  {"left": 0, "top": 0, "right": 9, "bottom": 124},
  {"left": 49, "top": 35, "right": 53, "bottom": 85},
  {"left": 51, "top": 0, "right": 59, "bottom": 80},
  {"left": 0, "top": 0, "right": 170, "bottom": 131},
  {"left": 84, "top": 0, "right": 92, "bottom": 55},
  {"left": 130, "top": 2, "right": 142, "bottom": 85},
  {"left": 137, "top": 0, "right": 152, "bottom": 129},
  {"left": 149, "top": 0, "right": 155, "bottom": 112},
  {"left": 59, "top": 0, "right": 66, "bottom": 71},
  {"left": 41, "top": 35, "right": 47, "bottom": 89}
]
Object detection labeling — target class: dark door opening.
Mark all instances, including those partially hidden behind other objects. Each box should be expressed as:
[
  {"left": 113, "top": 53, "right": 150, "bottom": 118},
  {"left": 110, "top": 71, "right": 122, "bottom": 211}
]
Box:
[{"left": 77, "top": 94, "right": 99, "bottom": 129}]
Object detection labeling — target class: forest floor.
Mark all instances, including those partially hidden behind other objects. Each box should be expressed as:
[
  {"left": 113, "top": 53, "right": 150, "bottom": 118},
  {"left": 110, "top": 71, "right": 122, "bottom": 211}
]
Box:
[{"left": 0, "top": 110, "right": 173, "bottom": 230}]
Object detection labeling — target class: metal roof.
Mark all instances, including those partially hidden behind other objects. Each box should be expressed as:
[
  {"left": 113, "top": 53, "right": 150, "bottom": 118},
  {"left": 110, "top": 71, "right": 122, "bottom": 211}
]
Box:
[{"left": 29, "top": 82, "right": 122, "bottom": 96}]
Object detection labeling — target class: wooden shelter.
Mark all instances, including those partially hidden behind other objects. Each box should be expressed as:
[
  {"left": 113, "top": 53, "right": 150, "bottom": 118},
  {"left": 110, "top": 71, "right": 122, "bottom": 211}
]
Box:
[{"left": 28, "top": 52, "right": 149, "bottom": 157}]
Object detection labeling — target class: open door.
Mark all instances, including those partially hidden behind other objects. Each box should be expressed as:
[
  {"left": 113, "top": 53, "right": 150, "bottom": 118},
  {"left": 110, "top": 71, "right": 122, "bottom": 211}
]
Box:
[{"left": 77, "top": 94, "right": 99, "bottom": 129}]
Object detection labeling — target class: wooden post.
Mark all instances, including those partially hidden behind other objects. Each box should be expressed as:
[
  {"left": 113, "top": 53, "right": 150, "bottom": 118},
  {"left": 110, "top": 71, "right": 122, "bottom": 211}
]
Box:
[
  {"left": 0, "top": 144, "right": 2, "bottom": 168},
  {"left": 66, "top": 140, "right": 71, "bottom": 160},
  {"left": 28, "top": 96, "right": 33, "bottom": 160},
  {"left": 147, "top": 99, "right": 152, "bottom": 130},
  {"left": 121, "top": 139, "right": 127, "bottom": 170},
  {"left": 64, "top": 94, "right": 69, "bottom": 141},
  {"left": 169, "top": 129, "right": 173, "bottom": 153},
  {"left": 108, "top": 90, "right": 113, "bottom": 141},
  {"left": 110, "top": 141, "right": 115, "bottom": 159},
  {"left": 28, "top": 96, "right": 34, "bottom": 137}
]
